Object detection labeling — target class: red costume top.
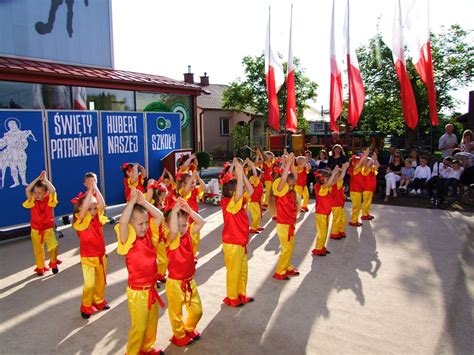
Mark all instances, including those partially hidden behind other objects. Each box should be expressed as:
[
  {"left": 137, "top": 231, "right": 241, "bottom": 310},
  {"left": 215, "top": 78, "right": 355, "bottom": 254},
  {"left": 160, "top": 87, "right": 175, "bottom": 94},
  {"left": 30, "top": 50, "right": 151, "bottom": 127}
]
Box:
[
  {"left": 73, "top": 211, "right": 108, "bottom": 257},
  {"left": 315, "top": 184, "right": 332, "bottom": 215},
  {"left": 249, "top": 176, "right": 263, "bottom": 203},
  {"left": 124, "top": 175, "right": 146, "bottom": 201},
  {"left": 263, "top": 160, "right": 274, "bottom": 182},
  {"left": 179, "top": 186, "right": 203, "bottom": 213},
  {"left": 272, "top": 178, "right": 297, "bottom": 225},
  {"left": 296, "top": 166, "right": 310, "bottom": 187},
  {"left": 331, "top": 180, "right": 345, "bottom": 207},
  {"left": 167, "top": 229, "right": 196, "bottom": 280},
  {"left": 23, "top": 193, "right": 58, "bottom": 232},
  {"left": 221, "top": 194, "right": 249, "bottom": 246},
  {"left": 349, "top": 166, "right": 364, "bottom": 193},
  {"left": 362, "top": 166, "right": 378, "bottom": 192}
]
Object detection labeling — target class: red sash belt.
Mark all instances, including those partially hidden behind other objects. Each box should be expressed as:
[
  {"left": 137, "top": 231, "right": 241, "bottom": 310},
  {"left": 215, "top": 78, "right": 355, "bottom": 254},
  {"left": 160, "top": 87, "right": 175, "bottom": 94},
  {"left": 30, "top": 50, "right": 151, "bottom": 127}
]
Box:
[
  {"left": 38, "top": 229, "right": 46, "bottom": 244},
  {"left": 288, "top": 224, "right": 295, "bottom": 242},
  {"left": 180, "top": 278, "right": 194, "bottom": 307},
  {"left": 128, "top": 282, "right": 165, "bottom": 310}
]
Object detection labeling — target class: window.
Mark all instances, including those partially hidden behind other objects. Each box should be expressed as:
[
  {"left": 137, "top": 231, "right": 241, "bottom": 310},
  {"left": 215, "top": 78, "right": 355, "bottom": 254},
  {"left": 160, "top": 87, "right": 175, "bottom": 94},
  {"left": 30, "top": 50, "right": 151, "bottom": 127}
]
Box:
[
  {"left": 80, "top": 87, "right": 135, "bottom": 111},
  {"left": 0, "top": 81, "right": 72, "bottom": 109},
  {"left": 0, "top": 81, "right": 34, "bottom": 109},
  {"left": 220, "top": 117, "right": 230, "bottom": 136}
]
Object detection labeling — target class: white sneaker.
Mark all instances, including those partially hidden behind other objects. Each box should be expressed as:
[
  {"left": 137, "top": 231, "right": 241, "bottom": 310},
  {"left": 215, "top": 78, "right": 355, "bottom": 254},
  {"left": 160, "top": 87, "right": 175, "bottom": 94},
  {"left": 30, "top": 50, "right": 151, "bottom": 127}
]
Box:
[
  {"left": 416, "top": 189, "right": 422, "bottom": 195},
  {"left": 409, "top": 189, "right": 416, "bottom": 195},
  {"left": 400, "top": 186, "right": 406, "bottom": 190}
]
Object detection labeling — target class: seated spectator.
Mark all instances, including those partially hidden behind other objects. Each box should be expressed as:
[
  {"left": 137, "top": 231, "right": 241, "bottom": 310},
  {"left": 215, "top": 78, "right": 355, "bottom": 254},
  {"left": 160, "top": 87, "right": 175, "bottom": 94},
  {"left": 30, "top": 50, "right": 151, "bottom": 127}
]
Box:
[
  {"left": 327, "top": 144, "right": 348, "bottom": 169},
  {"left": 427, "top": 157, "right": 451, "bottom": 205},
  {"left": 409, "top": 155, "right": 431, "bottom": 195},
  {"left": 325, "top": 131, "right": 343, "bottom": 151},
  {"left": 408, "top": 149, "right": 419, "bottom": 168},
  {"left": 460, "top": 129, "right": 474, "bottom": 153},
  {"left": 384, "top": 152, "right": 403, "bottom": 201},
  {"left": 440, "top": 159, "right": 464, "bottom": 203},
  {"left": 399, "top": 158, "right": 414, "bottom": 192},
  {"left": 316, "top": 150, "right": 329, "bottom": 170},
  {"left": 380, "top": 145, "right": 397, "bottom": 166}
]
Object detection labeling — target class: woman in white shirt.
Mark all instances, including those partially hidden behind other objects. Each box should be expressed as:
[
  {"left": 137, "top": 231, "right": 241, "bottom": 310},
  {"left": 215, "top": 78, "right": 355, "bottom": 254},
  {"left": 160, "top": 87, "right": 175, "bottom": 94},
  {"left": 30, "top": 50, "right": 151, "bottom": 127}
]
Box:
[{"left": 460, "top": 130, "right": 474, "bottom": 153}]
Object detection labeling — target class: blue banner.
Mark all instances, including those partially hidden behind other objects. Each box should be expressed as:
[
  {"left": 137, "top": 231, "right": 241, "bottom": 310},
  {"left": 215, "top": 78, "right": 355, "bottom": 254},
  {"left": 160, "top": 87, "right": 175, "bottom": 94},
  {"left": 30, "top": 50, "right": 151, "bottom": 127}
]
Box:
[
  {"left": 46, "top": 110, "right": 100, "bottom": 216},
  {"left": 0, "top": 110, "right": 46, "bottom": 228},
  {"left": 100, "top": 111, "right": 145, "bottom": 205},
  {"left": 146, "top": 112, "right": 181, "bottom": 177}
]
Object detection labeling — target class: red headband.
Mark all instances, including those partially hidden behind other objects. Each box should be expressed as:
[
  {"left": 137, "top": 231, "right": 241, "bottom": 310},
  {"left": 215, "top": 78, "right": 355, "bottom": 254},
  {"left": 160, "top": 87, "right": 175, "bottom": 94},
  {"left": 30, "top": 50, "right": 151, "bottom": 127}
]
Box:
[
  {"left": 121, "top": 163, "right": 133, "bottom": 172},
  {"left": 148, "top": 180, "right": 167, "bottom": 192},
  {"left": 314, "top": 171, "right": 324, "bottom": 179},
  {"left": 219, "top": 171, "right": 234, "bottom": 185},
  {"left": 71, "top": 191, "right": 86, "bottom": 205}
]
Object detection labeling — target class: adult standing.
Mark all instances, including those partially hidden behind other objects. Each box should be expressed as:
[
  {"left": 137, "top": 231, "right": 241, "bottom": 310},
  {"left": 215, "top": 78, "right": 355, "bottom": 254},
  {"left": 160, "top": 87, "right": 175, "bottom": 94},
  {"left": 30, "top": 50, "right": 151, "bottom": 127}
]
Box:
[
  {"left": 327, "top": 144, "right": 348, "bottom": 169},
  {"left": 438, "top": 124, "right": 457, "bottom": 158},
  {"left": 325, "top": 131, "right": 343, "bottom": 151},
  {"left": 304, "top": 150, "right": 317, "bottom": 196}
]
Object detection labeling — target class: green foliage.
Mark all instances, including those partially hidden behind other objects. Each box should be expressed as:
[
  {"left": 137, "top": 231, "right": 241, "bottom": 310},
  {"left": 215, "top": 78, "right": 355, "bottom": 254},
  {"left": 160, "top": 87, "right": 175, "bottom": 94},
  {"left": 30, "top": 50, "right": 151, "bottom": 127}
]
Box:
[
  {"left": 195, "top": 151, "right": 212, "bottom": 170},
  {"left": 222, "top": 55, "right": 318, "bottom": 132},
  {"left": 356, "top": 25, "right": 473, "bottom": 139},
  {"left": 143, "top": 102, "right": 171, "bottom": 112},
  {"left": 231, "top": 124, "right": 250, "bottom": 157}
]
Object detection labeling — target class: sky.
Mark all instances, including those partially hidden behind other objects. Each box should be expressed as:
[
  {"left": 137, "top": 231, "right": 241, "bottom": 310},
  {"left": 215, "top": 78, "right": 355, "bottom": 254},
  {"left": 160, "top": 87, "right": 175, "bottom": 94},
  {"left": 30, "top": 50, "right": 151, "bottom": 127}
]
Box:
[{"left": 112, "top": 0, "right": 473, "bottom": 113}]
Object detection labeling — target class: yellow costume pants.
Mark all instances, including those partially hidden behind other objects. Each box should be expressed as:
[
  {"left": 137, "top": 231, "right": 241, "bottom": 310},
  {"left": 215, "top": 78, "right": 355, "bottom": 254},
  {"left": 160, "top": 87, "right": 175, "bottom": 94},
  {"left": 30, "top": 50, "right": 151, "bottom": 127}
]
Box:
[
  {"left": 156, "top": 241, "right": 169, "bottom": 278},
  {"left": 275, "top": 224, "right": 295, "bottom": 276},
  {"left": 350, "top": 191, "right": 362, "bottom": 223},
  {"left": 295, "top": 185, "right": 309, "bottom": 208},
  {"left": 264, "top": 181, "right": 272, "bottom": 206},
  {"left": 222, "top": 243, "right": 248, "bottom": 300},
  {"left": 81, "top": 256, "right": 107, "bottom": 309},
  {"left": 248, "top": 201, "right": 262, "bottom": 229},
  {"left": 315, "top": 214, "right": 329, "bottom": 250},
  {"left": 126, "top": 287, "right": 159, "bottom": 355},
  {"left": 362, "top": 191, "right": 374, "bottom": 217},
  {"left": 330, "top": 206, "right": 346, "bottom": 236},
  {"left": 166, "top": 278, "right": 202, "bottom": 340},
  {"left": 190, "top": 222, "right": 200, "bottom": 256},
  {"left": 31, "top": 228, "right": 58, "bottom": 269}
]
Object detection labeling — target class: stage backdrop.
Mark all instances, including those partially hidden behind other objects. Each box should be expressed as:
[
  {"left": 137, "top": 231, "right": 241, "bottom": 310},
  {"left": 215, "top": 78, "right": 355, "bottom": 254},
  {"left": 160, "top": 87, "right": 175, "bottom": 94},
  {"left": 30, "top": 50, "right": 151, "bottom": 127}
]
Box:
[{"left": 0, "top": 110, "right": 46, "bottom": 228}]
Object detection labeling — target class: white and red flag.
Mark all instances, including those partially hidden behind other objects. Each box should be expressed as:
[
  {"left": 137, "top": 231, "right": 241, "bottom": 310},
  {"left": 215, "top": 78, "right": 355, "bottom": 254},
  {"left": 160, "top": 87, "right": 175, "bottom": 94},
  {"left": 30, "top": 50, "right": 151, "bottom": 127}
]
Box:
[
  {"left": 286, "top": 4, "right": 297, "bottom": 133},
  {"left": 329, "top": 0, "right": 343, "bottom": 132},
  {"left": 404, "top": 0, "right": 438, "bottom": 126},
  {"left": 382, "top": 0, "right": 419, "bottom": 129},
  {"left": 265, "top": 7, "right": 284, "bottom": 132},
  {"left": 343, "top": 0, "right": 365, "bottom": 128}
]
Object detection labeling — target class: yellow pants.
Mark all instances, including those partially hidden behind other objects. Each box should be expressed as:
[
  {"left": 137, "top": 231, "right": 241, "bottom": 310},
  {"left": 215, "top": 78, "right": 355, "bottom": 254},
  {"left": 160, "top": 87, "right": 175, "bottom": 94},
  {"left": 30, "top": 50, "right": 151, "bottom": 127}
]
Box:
[
  {"left": 264, "top": 181, "right": 272, "bottom": 206},
  {"left": 362, "top": 191, "right": 374, "bottom": 217},
  {"left": 31, "top": 228, "right": 58, "bottom": 269},
  {"left": 81, "top": 256, "right": 107, "bottom": 309},
  {"left": 315, "top": 214, "right": 329, "bottom": 250},
  {"left": 166, "top": 278, "right": 202, "bottom": 340},
  {"left": 350, "top": 191, "right": 362, "bottom": 223},
  {"left": 222, "top": 243, "right": 248, "bottom": 300},
  {"left": 248, "top": 201, "right": 262, "bottom": 229},
  {"left": 156, "top": 241, "right": 169, "bottom": 278},
  {"left": 275, "top": 224, "right": 295, "bottom": 275},
  {"left": 330, "top": 206, "right": 347, "bottom": 236},
  {"left": 126, "top": 287, "right": 159, "bottom": 355},
  {"left": 295, "top": 185, "right": 309, "bottom": 208},
  {"left": 190, "top": 222, "right": 200, "bottom": 256}
]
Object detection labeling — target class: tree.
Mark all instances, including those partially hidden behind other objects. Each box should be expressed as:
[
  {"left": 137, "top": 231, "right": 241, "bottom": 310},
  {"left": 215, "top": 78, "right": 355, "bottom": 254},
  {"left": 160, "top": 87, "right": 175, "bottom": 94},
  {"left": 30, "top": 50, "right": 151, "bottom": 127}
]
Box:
[
  {"left": 222, "top": 55, "right": 318, "bottom": 132},
  {"left": 231, "top": 123, "right": 250, "bottom": 157},
  {"left": 355, "top": 25, "right": 473, "bottom": 146}
]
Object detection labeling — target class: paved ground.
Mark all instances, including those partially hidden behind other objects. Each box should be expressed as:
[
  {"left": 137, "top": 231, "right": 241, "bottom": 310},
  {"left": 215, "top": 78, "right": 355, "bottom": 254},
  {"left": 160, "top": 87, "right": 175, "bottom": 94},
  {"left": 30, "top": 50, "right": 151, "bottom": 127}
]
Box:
[{"left": 1, "top": 202, "right": 473, "bottom": 354}]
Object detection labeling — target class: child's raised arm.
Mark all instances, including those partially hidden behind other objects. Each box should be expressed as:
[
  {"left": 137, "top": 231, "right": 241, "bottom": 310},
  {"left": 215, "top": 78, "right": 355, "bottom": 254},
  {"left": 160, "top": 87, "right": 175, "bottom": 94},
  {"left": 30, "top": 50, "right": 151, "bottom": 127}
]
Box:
[
  {"left": 325, "top": 166, "right": 340, "bottom": 187},
  {"left": 145, "top": 179, "right": 155, "bottom": 202},
  {"left": 181, "top": 199, "right": 206, "bottom": 236},
  {"left": 78, "top": 186, "right": 95, "bottom": 222},
  {"left": 93, "top": 182, "right": 106, "bottom": 213},
  {"left": 137, "top": 190, "right": 163, "bottom": 226},
  {"left": 25, "top": 171, "right": 44, "bottom": 199},
  {"left": 168, "top": 199, "right": 183, "bottom": 243},
  {"left": 247, "top": 158, "right": 258, "bottom": 177},
  {"left": 339, "top": 161, "right": 350, "bottom": 180},
  {"left": 278, "top": 153, "right": 295, "bottom": 192},
  {"left": 193, "top": 170, "right": 206, "bottom": 192},
  {"left": 233, "top": 158, "right": 244, "bottom": 202},
  {"left": 129, "top": 163, "right": 139, "bottom": 185},
  {"left": 181, "top": 154, "right": 195, "bottom": 170},
  {"left": 166, "top": 169, "right": 175, "bottom": 185},
  {"left": 138, "top": 164, "right": 147, "bottom": 179},
  {"left": 119, "top": 188, "right": 138, "bottom": 244}
]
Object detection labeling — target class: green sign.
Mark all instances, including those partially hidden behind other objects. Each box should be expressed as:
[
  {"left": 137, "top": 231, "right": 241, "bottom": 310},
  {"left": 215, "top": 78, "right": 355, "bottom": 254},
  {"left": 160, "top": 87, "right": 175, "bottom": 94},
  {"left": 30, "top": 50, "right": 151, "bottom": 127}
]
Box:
[{"left": 172, "top": 102, "right": 190, "bottom": 128}]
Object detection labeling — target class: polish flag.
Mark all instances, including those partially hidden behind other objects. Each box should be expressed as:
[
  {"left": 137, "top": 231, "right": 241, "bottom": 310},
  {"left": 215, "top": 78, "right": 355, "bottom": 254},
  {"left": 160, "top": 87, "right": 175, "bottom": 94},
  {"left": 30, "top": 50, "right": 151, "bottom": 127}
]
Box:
[
  {"left": 404, "top": 0, "right": 438, "bottom": 126},
  {"left": 265, "top": 7, "right": 284, "bottom": 132},
  {"left": 344, "top": 0, "right": 365, "bottom": 128},
  {"left": 382, "top": 0, "right": 418, "bottom": 129},
  {"left": 286, "top": 5, "right": 297, "bottom": 133},
  {"left": 73, "top": 86, "right": 87, "bottom": 110},
  {"left": 329, "top": 0, "right": 343, "bottom": 132}
]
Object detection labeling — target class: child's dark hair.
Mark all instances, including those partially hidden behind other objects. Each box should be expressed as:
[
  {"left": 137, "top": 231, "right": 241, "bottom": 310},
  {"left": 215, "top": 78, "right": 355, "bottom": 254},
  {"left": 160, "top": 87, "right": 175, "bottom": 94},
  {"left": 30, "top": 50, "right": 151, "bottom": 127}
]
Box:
[
  {"left": 177, "top": 154, "right": 190, "bottom": 168},
  {"left": 419, "top": 155, "right": 428, "bottom": 161},
  {"left": 132, "top": 204, "right": 147, "bottom": 217},
  {"left": 121, "top": 163, "right": 133, "bottom": 177},
  {"left": 33, "top": 180, "right": 47, "bottom": 191},
  {"left": 247, "top": 167, "right": 262, "bottom": 179},
  {"left": 222, "top": 179, "right": 237, "bottom": 198},
  {"left": 177, "top": 172, "right": 192, "bottom": 190},
  {"left": 314, "top": 169, "right": 330, "bottom": 185},
  {"left": 165, "top": 207, "right": 189, "bottom": 222},
  {"left": 152, "top": 189, "right": 167, "bottom": 209}
]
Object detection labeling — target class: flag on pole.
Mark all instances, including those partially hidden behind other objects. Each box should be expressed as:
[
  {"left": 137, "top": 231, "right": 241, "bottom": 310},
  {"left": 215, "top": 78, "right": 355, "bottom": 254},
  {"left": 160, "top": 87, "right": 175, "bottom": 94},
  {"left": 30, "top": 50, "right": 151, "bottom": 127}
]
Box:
[
  {"left": 72, "top": 86, "right": 87, "bottom": 110},
  {"left": 286, "top": 4, "right": 297, "bottom": 133},
  {"left": 404, "top": 0, "right": 438, "bottom": 126},
  {"left": 344, "top": 0, "right": 365, "bottom": 128},
  {"left": 329, "top": 0, "right": 343, "bottom": 132},
  {"left": 382, "top": 0, "right": 418, "bottom": 129},
  {"left": 265, "top": 7, "right": 284, "bottom": 132}
]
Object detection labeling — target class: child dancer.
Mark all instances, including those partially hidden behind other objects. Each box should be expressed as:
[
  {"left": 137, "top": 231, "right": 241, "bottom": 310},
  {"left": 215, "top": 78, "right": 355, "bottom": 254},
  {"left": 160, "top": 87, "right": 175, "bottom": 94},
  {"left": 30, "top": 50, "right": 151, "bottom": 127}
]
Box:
[
  {"left": 165, "top": 198, "right": 205, "bottom": 347},
  {"left": 72, "top": 174, "right": 109, "bottom": 319},
  {"left": 116, "top": 188, "right": 165, "bottom": 355},
  {"left": 329, "top": 162, "right": 350, "bottom": 239},
  {"left": 122, "top": 162, "right": 147, "bottom": 201},
  {"left": 262, "top": 151, "right": 275, "bottom": 209},
  {"left": 312, "top": 167, "right": 339, "bottom": 256},
  {"left": 270, "top": 153, "right": 300, "bottom": 280},
  {"left": 178, "top": 154, "right": 197, "bottom": 174},
  {"left": 221, "top": 158, "right": 254, "bottom": 307},
  {"left": 23, "top": 171, "right": 60, "bottom": 276},
  {"left": 361, "top": 153, "right": 379, "bottom": 220},
  {"left": 247, "top": 158, "right": 264, "bottom": 234},
  {"left": 295, "top": 155, "right": 310, "bottom": 212},
  {"left": 349, "top": 149, "right": 369, "bottom": 227},
  {"left": 158, "top": 167, "right": 176, "bottom": 210}
]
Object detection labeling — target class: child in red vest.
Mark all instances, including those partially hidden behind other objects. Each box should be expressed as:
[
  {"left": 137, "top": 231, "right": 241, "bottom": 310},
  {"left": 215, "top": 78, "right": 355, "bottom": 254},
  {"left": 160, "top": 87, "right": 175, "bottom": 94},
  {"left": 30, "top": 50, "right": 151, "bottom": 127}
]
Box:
[
  {"left": 361, "top": 152, "right": 379, "bottom": 220},
  {"left": 246, "top": 158, "right": 264, "bottom": 234},
  {"left": 177, "top": 153, "right": 197, "bottom": 174},
  {"left": 349, "top": 149, "right": 369, "bottom": 227},
  {"left": 295, "top": 155, "right": 311, "bottom": 212},
  {"left": 158, "top": 167, "right": 176, "bottom": 211},
  {"left": 72, "top": 174, "right": 109, "bottom": 319},
  {"left": 221, "top": 158, "right": 255, "bottom": 307},
  {"left": 262, "top": 151, "right": 275, "bottom": 208},
  {"left": 329, "top": 162, "right": 350, "bottom": 240},
  {"left": 23, "top": 171, "right": 60, "bottom": 276},
  {"left": 312, "top": 167, "right": 339, "bottom": 256},
  {"left": 165, "top": 197, "right": 206, "bottom": 347},
  {"left": 122, "top": 162, "right": 147, "bottom": 201},
  {"left": 270, "top": 153, "right": 301, "bottom": 280},
  {"left": 116, "top": 188, "right": 165, "bottom": 355}
]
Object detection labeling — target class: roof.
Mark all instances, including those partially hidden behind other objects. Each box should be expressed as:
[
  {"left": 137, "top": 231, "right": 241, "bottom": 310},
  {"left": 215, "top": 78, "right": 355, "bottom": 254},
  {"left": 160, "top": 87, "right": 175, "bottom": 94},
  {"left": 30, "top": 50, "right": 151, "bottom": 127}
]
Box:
[
  {"left": 197, "top": 84, "right": 228, "bottom": 109},
  {"left": 0, "top": 56, "right": 202, "bottom": 95}
]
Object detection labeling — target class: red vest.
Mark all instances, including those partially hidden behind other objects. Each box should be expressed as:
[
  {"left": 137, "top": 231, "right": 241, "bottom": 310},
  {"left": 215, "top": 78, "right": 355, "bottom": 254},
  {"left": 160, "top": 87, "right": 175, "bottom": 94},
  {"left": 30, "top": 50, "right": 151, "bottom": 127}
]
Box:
[
  {"left": 263, "top": 161, "right": 273, "bottom": 181},
  {"left": 275, "top": 191, "right": 297, "bottom": 224},
  {"left": 315, "top": 185, "right": 332, "bottom": 215},
  {"left": 77, "top": 215, "right": 106, "bottom": 257},
  {"left": 221, "top": 196, "right": 249, "bottom": 246},
  {"left": 349, "top": 167, "right": 364, "bottom": 193},
  {"left": 364, "top": 170, "right": 377, "bottom": 192},
  {"left": 124, "top": 176, "right": 145, "bottom": 201},
  {"left": 296, "top": 168, "right": 308, "bottom": 187},
  {"left": 250, "top": 179, "right": 263, "bottom": 203},
  {"left": 29, "top": 196, "right": 55, "bottom": 231},
  {"left": 126, "top": 228, "right": 158, "bottom": 286},
  {"left": 167, "top": 230, "right": 196, "bottom": 280},
  {"left": 331, "top": 182, "right": 345, "bottom": 207}
]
